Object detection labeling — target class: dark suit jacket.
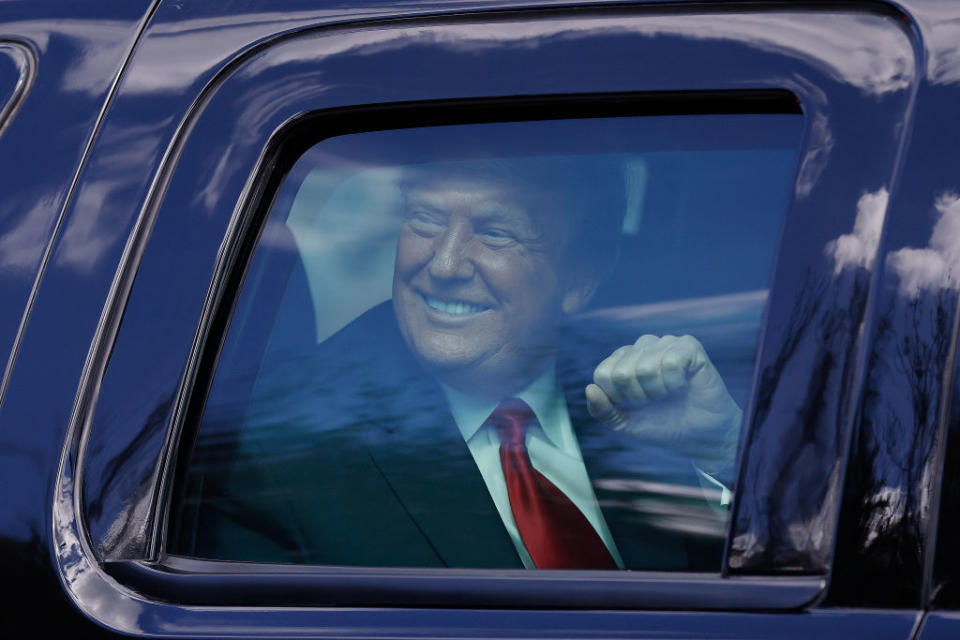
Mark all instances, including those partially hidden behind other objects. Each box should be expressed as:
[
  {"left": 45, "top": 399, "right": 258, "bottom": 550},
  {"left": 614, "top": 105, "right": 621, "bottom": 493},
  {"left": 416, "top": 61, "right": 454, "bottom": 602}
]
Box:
[{"left": 182, "top": 302, "right": 726, "bottom": 570}]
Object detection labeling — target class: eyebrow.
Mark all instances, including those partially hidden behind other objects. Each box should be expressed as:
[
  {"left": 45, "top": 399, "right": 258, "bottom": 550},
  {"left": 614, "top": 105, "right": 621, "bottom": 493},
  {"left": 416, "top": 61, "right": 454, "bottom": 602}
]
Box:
[{"left": 403, "top": 187, "right": 543, "bottom": 236}]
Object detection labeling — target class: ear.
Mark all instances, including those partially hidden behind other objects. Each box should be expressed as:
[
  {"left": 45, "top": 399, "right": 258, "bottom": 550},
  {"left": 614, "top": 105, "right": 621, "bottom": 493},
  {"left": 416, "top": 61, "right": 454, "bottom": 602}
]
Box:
[{"left": 561, "top": 276, "right": 599, "bottom": 314}]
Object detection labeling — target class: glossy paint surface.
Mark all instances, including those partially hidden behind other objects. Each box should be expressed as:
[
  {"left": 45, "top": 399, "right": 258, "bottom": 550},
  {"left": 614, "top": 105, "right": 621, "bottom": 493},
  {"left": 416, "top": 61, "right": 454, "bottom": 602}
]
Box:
[
  {"left": 722, "top": 10, "right": 916, "bottom": 575},
  {"left": 825, "top": 0, "right": 960, "bottom": 612},
  {"left": 920, "top": 612, "right": 960, "bottom": 640},
  {"left": 1, "top": 0, "right": 959, "bottom": 637},
  {"left": 50, "top": 0, "right": 917, "bottom": 634},
  {"left": 77, "top": 1, "right": 917, "bottom": 579},
  {"left": 931, "top": 348, "right": 960, "bottom": 607},
  {"left": 0, "top": 47, "right": 19, "bottom": 112},
  {"left": 0, "top": 1, "right": 153, "bottom": 388},
  {"left": 0, "top": 0, "right": 156, "bottom": 632},
  {"left": 0, "top": 42, "right": 32, "bottom": 137},
  {"left": 913, "top": 8, "right": 960, "bottom": 633}
]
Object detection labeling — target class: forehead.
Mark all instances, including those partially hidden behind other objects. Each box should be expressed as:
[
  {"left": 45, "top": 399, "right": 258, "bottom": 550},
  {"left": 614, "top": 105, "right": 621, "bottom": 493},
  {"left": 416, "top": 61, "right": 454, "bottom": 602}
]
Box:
[
  {"left": 407, "top": 174, "right": 520, "bottom": 211},
  {"left": 401, "top": 168, "right": 566, "bottom": 235}
]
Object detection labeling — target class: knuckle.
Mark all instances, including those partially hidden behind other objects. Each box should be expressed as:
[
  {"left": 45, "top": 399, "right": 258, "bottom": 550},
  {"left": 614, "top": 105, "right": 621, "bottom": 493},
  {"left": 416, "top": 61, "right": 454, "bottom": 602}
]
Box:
[
  {"left": 594, "top": 363, "right": 614, "bottom": 386},
  {"left": 635, "top": 334, "right": 658, "bottom": 347},
  {"left": 663, "top": 345, "right": 687, "bottom": 363},
  {"left": 611, "top": 363, "right": 634, "bottom": 386},
  {"left": 633, "top": 361, "right": 658, "bottom": 381},
  {"left": 661, "top": 359, "right": 684, "bottom": 376},
  {"left": 678, "top": 334, "right": 701, "bottom": 349}
]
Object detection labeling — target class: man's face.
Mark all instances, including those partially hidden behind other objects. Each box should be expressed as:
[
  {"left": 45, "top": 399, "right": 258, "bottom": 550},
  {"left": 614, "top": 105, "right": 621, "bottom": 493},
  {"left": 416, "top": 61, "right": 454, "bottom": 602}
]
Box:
[{"left": 392, "top": 174, "right": 576, "bottom": 395}]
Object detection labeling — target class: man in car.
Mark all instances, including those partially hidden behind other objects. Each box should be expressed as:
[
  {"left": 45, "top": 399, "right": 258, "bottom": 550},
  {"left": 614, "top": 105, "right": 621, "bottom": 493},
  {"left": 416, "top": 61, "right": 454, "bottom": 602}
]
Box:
[
  {"left": 388, "top": 160, "right": 740, "bottom": 567},
  {"left": 198, "top": 157, "right": 740, "bottom": 571}
]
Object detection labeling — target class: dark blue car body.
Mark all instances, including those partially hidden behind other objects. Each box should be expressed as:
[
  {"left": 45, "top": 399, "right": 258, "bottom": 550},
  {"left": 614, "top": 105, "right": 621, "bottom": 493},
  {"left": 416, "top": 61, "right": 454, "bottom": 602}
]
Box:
[{"left": 2, "top": 0, "right": 960, "bottom": 637}]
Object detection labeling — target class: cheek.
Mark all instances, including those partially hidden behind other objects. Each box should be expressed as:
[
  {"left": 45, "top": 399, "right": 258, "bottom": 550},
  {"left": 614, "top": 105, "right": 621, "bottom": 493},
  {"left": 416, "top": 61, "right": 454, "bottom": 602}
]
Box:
[
  {"left": 480, "top": 253, "right": 563, "bottom": 312},
  {"left": 475, "top": 252, "right": 513, "bottom": 280},
  {"left": 394, "top": 231, "right": 431, "bottom": 278}
]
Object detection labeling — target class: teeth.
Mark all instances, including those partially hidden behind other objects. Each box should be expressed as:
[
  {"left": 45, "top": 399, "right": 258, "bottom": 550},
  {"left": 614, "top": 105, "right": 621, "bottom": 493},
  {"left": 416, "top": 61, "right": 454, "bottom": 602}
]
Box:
[{"left": 425, "top": 296, "right": 488, "bottom": 315}]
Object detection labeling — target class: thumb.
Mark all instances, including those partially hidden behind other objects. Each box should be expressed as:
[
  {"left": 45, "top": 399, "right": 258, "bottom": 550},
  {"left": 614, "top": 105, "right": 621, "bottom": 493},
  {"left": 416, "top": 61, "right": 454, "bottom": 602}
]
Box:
[{"left": 586, "top": 383, "right": 627, "bottom": 427}]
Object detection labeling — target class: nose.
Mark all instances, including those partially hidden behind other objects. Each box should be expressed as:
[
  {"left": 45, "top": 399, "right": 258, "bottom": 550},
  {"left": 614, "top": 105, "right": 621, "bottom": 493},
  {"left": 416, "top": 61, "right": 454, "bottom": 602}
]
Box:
[{"left": 427, "top": 221, "right": 475, "bottom": 281}]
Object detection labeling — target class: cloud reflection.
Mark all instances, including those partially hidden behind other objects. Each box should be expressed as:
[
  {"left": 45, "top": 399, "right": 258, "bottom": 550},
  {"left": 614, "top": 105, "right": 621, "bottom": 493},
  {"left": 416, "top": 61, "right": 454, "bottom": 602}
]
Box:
[
  {"left": 57, "top": 20, "right": 138, "bottom": 96},
  {"left": 54, "top": 473, "right": 143, "bottom": 633},
  {"left": 284, "top": 166, "right": 402, "bottom": 342},
  {"left": 825, "top": 188, "right": 889, "bottom": 274},
  {"left": 127, "top": 11, "right": 913, "bottom": 98},
  {"left": 887, "top": 192, "right": 960, "bottom": 296},
  {"left": 54, "top": 119, "right": 171, "bottom": 273},
  {"left": 55, "top": 178, "right": 131, "bottom": 273},
  {"left": 920, "top": 2, "right": 960, "bottom": 85},
  {"left": 795, "top": 113, "right": 835, "bottom": 199},
  {"left": 0, "top": 193, "right": 60, "bottom": 275}
]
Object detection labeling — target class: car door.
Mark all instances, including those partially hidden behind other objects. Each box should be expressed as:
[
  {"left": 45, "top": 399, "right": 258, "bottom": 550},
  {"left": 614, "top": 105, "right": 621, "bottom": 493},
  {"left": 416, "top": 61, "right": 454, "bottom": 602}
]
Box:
[{"left": 7, "top": 0, "right": 949, "bottom": 636}]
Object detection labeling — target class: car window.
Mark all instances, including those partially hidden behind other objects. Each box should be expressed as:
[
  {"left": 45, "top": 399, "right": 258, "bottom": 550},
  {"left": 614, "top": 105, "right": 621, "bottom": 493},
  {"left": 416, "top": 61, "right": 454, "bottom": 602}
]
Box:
[{"left": 169, "top": 113, "right": 802, "bottom": 570}]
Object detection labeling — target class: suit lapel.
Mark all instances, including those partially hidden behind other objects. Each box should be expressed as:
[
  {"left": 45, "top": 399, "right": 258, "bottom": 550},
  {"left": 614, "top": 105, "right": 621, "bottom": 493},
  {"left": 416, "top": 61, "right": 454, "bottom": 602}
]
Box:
[{"left": 364, "top": 369, "right": 521, "bottom": 569}]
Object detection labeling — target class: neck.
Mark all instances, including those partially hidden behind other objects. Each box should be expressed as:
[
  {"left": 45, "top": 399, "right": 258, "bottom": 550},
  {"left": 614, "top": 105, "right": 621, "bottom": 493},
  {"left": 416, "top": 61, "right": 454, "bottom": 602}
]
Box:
[{"left": 433, "top": 353, "right": 557, "bottom": 402}]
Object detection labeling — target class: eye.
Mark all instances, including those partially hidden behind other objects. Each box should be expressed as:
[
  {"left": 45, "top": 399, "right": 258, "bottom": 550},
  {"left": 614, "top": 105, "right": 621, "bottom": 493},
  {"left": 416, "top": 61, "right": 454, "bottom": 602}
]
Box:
[
  {"left": 405, "top": 210, "right": 445, "bottom": 236},
  {"left": 477, "top": 227, "right": 517, "bottom": 247}
]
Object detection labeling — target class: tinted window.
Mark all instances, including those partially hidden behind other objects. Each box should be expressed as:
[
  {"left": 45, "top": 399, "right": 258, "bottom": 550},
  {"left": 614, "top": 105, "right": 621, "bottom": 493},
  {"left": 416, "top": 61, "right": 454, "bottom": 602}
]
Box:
[{"left": 171, "top": 113, "right": 802, "bottom": 570}]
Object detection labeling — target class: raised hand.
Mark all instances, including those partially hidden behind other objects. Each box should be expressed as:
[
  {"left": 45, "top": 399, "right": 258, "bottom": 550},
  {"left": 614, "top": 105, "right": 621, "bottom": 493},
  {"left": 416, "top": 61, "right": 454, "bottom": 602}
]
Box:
[{"left": 585, "top": 335, "right": 742, "bottom": 456}]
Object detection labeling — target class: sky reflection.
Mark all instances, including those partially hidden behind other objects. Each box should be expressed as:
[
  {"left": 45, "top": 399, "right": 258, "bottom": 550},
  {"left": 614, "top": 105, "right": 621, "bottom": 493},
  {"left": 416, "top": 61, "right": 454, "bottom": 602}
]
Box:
[{"left": 887, "top": 192, "right": 960, "bottom": 296}]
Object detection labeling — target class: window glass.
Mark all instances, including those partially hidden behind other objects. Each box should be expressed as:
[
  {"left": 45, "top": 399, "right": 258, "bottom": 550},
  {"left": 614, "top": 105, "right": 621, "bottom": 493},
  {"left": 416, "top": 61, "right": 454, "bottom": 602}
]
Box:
[{"left": 171, "top": 113, "right": 802, "bottom": 570}]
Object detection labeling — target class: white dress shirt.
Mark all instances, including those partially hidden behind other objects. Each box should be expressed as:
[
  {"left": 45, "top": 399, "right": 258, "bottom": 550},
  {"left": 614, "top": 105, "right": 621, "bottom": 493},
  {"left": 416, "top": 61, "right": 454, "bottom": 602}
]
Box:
[{"left": 442, "top": 369, "right": 625, "bottom": 569}]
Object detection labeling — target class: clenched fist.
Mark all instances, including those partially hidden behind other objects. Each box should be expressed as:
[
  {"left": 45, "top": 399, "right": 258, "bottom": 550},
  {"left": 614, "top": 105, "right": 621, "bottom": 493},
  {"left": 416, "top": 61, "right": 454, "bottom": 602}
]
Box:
[{"left": 586, "top": 335, "right": 741, "bottom": 464}]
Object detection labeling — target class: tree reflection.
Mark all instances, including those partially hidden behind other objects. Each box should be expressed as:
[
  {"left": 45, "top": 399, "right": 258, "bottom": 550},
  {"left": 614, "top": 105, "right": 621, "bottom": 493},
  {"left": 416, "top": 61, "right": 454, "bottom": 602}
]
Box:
[
  {"left": 831, "top": 287, "right": 956, "bottom": 606},
  {"left": 731, "top": 264, "right": 871, "bottom": 572}
]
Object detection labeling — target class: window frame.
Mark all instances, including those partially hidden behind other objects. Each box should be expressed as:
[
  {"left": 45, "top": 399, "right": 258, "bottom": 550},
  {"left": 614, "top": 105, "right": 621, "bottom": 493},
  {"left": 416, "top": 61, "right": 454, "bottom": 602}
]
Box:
[{"left": 155, "top": 93, "right": 804, "bottom": 604}]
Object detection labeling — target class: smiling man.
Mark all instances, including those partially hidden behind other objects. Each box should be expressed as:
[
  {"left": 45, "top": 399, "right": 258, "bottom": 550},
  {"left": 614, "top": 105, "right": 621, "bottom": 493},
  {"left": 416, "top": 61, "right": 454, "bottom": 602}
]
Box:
[
  {"left": 364, "top": 159, "right": 740, "bottom": 569},
  {"left": 393, "top": 165, "right": 590, "bottom": 400},
  {"left": 190, "top": 157, "right": 742, "bottom": 570}
]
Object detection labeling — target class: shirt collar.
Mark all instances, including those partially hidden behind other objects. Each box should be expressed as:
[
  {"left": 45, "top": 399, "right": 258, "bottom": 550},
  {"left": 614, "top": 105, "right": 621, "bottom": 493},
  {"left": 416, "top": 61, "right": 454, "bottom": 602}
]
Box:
[{"left": 442, "top": 367, "right": 570, "bottom": 450}]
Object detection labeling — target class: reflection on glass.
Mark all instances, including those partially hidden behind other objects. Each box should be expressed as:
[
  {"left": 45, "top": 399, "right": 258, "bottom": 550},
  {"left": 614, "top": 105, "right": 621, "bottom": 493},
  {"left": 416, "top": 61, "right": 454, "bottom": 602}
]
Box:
[
  {"left": 829, "top": 191, "right": 960, "bottom": 605},
  {"left": 170, "top": 115, "right": 801, "bottom": 569}
]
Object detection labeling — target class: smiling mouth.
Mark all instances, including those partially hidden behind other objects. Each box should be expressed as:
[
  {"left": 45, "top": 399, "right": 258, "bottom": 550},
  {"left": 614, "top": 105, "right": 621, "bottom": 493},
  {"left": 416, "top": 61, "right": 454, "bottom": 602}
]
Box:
[{"left": 423, "top": 294, "right": 491, "bottom": 316}]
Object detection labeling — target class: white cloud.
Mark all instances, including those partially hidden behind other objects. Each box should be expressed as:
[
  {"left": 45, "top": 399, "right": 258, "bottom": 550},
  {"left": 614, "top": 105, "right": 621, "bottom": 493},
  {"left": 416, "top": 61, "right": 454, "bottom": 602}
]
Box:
[
  {"left": 795, "top": 113, "right": 835, "bottom": 199},
  {"left": 917, "top": 2, "right": 960, "bottom": 85},
  {"left": 58, "top": 22, "right": 133, "bottom": 96},
  {"left": 0, "top": 194, "right": 59, "bottom": 275},
  {"left": 55, "top": 178, "right": 130, "bottom": 274},
  {"left": 887, "top": 192, "right": 960, "bottom": 296},
  {"left": 825, "top": 188, "right": 889, "bottom": 274},
  {"left": 53, "top": 120, "right": 170, "bottom": 274}
]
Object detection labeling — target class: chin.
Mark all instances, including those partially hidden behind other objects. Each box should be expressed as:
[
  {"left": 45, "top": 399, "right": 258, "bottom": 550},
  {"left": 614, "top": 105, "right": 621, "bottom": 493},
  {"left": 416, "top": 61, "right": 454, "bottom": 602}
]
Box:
[{"left": 409, "top": 335, "right": 484, "bottom": 373}]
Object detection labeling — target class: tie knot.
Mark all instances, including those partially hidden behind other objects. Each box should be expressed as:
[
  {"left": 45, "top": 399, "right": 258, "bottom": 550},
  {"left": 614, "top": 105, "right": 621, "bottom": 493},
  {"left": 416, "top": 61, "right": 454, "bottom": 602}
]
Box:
[{"left": 486, "top": 397, "right": 537, "bottom": 447}]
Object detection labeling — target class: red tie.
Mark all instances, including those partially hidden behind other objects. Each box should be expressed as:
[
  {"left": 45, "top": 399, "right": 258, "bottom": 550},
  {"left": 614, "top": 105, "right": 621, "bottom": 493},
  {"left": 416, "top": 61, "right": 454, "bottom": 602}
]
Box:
[{"left": 486, "top": 398, "right": 616, "bottom": 569}]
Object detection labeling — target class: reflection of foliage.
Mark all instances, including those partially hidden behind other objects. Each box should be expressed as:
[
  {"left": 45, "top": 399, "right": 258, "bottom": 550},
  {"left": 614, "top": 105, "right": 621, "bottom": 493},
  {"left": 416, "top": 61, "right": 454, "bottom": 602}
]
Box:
[
  {"left": 85, "top": 395, "right": 173, "bottom": 558},
  {"left": 86, "top": 396, "right": 173, "bottom": 519},
  {"left": 731, "top": 265, "right": 871, "bottom": 571},
  {"left": 751, "top": 269, "right": 828, "bottom": 428},
  {"left": 893, "top": 293, "right": 951, "bottom": 499},
  {"left": 829, "top": 287, "right": 955, "bottom": 606}
]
